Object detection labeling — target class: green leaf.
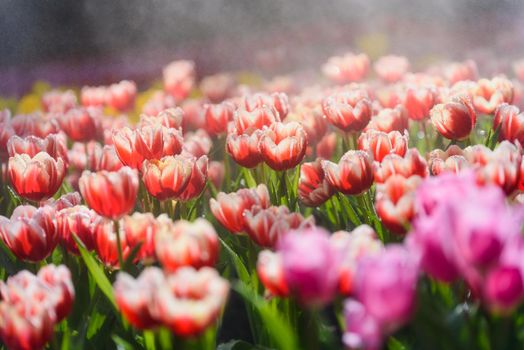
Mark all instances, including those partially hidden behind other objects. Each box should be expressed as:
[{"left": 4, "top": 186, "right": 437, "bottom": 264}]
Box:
[
  {"left": 233, "top": 281, "right": 298, "bottom": 350},
  {"left": 388, "top": 337, "right": 408, "bottom": 350},
  {"left": 242, "top": 167, "right": 257, "bottom": 188},
  {"left": 73, "top": 234, "right": 117, "bottom": 309},
  {"left": 112, "top": 334, "right": 135, "bottom": 350},
  {"left": 218, "top": 237, "right": 251, "bottom": 285},
  {"left": 144, "top": 330, "right": 156, "bottom": 350},
  {"left": 217, "top": 339, "right": 271, "bottom": 350}
]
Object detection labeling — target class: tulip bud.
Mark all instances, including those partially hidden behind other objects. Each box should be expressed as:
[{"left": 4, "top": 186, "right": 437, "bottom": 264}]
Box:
[
  {"left": 7, "top": 133, "right": 68, "bottom": 163},
  {"left": 259, "top": 122, "right": 307, "bottom": 171},
  {"left": 374, "top": 149, "right": 428, "bottom": 183},
  {"left": 358, "top": 129, "right": 408, "bottom": 162},
  {"left": 233, "top": 106, "right": 280, "bottom": 135},
  {"left": 431, "top": 95, "right": 476, "bottom": 140},
  {"left": 57, "top": 205, "right": 100, "bottom": 253},
  {"left": 163, "top": 60, "right": 196, "bottom": 101},
  {"left": 402, "top": 87, "right": 437, "bottom": 121},
  {"left": 42, "top": 90, "right": 77, "bottom": 113},
  {"left": 226, "top": 129, "right": 264, "bottom": 168},
  {"left": 142, "top": 155, "right": 193, "bottom": 201},
  {"left": 322, "top": 52, "right": 370, "bottom": 83},
  {"left": 322, "top": 91, "right": 372, "bottom": 132},
  {"left": 204, "top": 102, "right": 235, "bottom": 135},
  {"left": 105, "top": 80, "right": 136, "bottom": 112},
  {"left": 298, "top": 159, "right": 334, "bottom": 206},
  {"left": 200, "top": 73, "right": 236, "bottom": 103},
  {"left": 94, "top": 218, "right": 130, "bottom": 268},
  {"left": 493, "top": 103, "right": 524, "bottom": 144},
  {"left": 37, "top": 264, "right": 75, "bottom": 322},
  {"left": 177, "top": 155, "right": 208, "bottom": 201},
  {"left": 58, "top": 107, "right": 101, "bottom": 142},
  {"left": 322, "top": 150, "right": 374, "bottom": 195},
  {"left": 373, "top": 55, "right": 409, "bottom": 83},
  {"left": 473, "top": 77, "right": 514, "bottom": 114},
  {"left": 366, "top": 105, "right": 408, "bottom": 133}
]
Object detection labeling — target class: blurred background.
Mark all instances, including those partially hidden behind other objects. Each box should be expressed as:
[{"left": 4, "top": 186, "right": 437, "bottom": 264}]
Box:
[{"left": 1, "top": 0, "right": 524, "bottom": 96}]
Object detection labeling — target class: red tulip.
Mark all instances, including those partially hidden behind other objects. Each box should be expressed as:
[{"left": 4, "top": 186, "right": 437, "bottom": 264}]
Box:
[
  {"left": 428, "top": 146, "right": 469, "bottom": 175},
  {"left": 473, "top": 77, "right": 514, "bottom": 114},
  {"left": 241, "top": 92, "right": 290, "bottom": 120},
  {"left": 155, "top": 218, "right": 218, "bottom": 271},
  {"left": 142, "top": 155, "right": 193, "bottom": 200},
  {"left": 443, "top": 60, "right": 478, "bottom": 85},
  {"left": 37, "top": 264, "right": 75, "bottom": 322},
  {"left": 7, "top": 133, "right": 68, "bottom": 163},
  {"left": 226, "top": 129, "right": 264, "bottom": 168},
  {"left": 375, "top": 85, "right": 402, "bottom": 108},
  {"left": 0, "top": 205, "right": 58, "bottom": 262},
  {"left": 257, "top": 250, "right": 289, "bottom": 297},
  {"left": 322, "top": 52, "right": 370, "bottom": 83},
  {"left": 288, "top": 106, "right": 328, "bottom": 144},
  {"left": 322, "top": 91, "right": 372, "bottom": 132},
  {"left": 402, "top": 87, "right": 437, "bottom": 121},
  {"left": 114, "top": 267, "right": 165, "bottom": 329},
  {"left": 322, "top": 151, "right": 374, "bottom": 195},
  {"left": 8, "top": 152, "right": 66, "bottom": 201},
  {"left": 298, "top": 159, "right": 334, "bottom": 206},
  {"left": 243, "top": 205, "right": 314, "bottom": 248},
  {"left": 374, "top": 55, "right": 409, "bottom": 83},
  {"left": 259, "top": 122, "right": 307, "bottom": 171},
  {"left": 493, "top": 103, "right": 524, "bottom": 144},
  {"left": 81, "top": 86, "right": 106, "bottom": 108},
  {"left": 56, "top": 205, "right": 100, "bottom": 253},
  {"left": 44, "top": 192, "right": 82, "bottom": 211},
  {"left": 163, "top": 60, "right": 196, "bottom": 101},
  {"left": 233, "top": 106, "right": 280, "bottom": 135},
  {"left": 204, "top": 102, "right": 235, "bottom": 135},
  {"left": 94, "top": 218, "right": 131, "bottom": 268},
  {"left": 374, "top": 149, "right": 429, "bottom": 183},
  {"left": 42, "top": 90, "right": 77, "bottom": 113},
  {"left": 58, "top": 107, "right": 101, "bottom": 142},
  {"left": 431, "top": 95, "right": 476, "bottom": 140},
  {"left": 358, "top": 130, "right": 408, "bottom": 162},
  {"left": 366, "top": 105, "right": 408, "bottom": 133},
  {"left": 375, "top": 175, "right": 422, "bottom": 234},
  {"left": 102, "top": 115, "right": 129, "bottom": 145},
  {"left": 181, "top": 99, "right": 206, "bottom": 131},
  {"left": 177, "top": 155, "right": 208, "bottom": 201},
  {"left": 79, "top": 167, "right": 139, "bottom": 220},
  {"left": 182, "top": 129, "right": 212, "bottom": 157},
  {"left": 112, "top": 125, "right": 183, "bottom": 170},
  {"left": 11, "top": 113, "right": 60, "bottom": 138},
  {"left": 121, "top": 212, "right": 158, "bottom": 263},
  {"left": 105, "top": 80, "right": 136, "bottom": 111},
  {"left": 210, "top": 184, "right": 270, "bottom": 233},
  {"left": 200, "top": 73, "right": 236, "bottom": 103},
  {"left": 140, "top": 107, "right": 184, "bottom": 130},
  {"left": 150, "top": 267, "right": 229, "bottom": 337},
  {"left": 316, "top": 132, "right": 337, "bottom": 160}
]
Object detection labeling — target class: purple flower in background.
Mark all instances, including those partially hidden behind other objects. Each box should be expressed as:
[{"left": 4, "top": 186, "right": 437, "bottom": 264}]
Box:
[
  {"left": 355, "top": 245, "right": 419, "bottom": 332},
  {"left": 343, "top": 299, "right": 383, "bottom": 350},
  {"left": 278, "top": 227, "right": 340, "bottom": 308}
]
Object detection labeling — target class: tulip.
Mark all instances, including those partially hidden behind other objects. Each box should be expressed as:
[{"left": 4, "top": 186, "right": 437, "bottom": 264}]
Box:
[
  {"left": 44, "top": 192, "right": 82, "bottom": 211},
  {"left": 210, "top": 184, "right": 270, "bottom": 233},
  {"left": 226, "top": 129, "right": 264, "bottom": 168},
  {"left": 257, "top": 250, "right": 290, "bottom": 297},
  {"left": 374, "top": 149, "right": 428, "bottom": 183},
  {"left": 322, "top": 91, "right": 372, "bottom": 132},
  {"left": 181, "top": 99, "right": 206, "bottom": 131},
  {"left": 430, "top": 154, "right": 469, "bottom": 175},
  {"left": 163, "top": 60, "right": 196, "bottom": 101},
  {"left": 177, "top": 155, "right": 208, "bottom": 201},
  {"left": 287, "top": 106, "right": 328, "bottom": 144},
  {"left": 243, "top": 205, "right": 314, "bottom": 248},
  {"left": 484, "top": 265, "right": 524, "bottom": 313},
  {"left": 322, "top": 52, "right": 370, "bottom": 83},
  {"left": 316, "top": 132, "right": 337, "bottom": 160},
  {"left": 56, "top": 205, "right": 100, "bottom": 253},
  {"left": 259, "top": 122, "right": 307, "bottom": 171},
  {"left": 0, "top": 205, "right": 58, "bottom": 262},
  {"left": 41, "top": 90, "right": 77, "bottom": 113},
  {"left": 493, "top": 103, "right": 524, "bottom": 144},
  {"left": 79, "top": 167, "right": 139, "bottom": 220},
  {"left": 431, "top": 94, "right": 476, "bottom": 140},
  {"left": 105, "top": 80, "right": 136, "bottom": 111},
  {"left": 94, "top": 218, "right": 131, "bottom": 268},
  {"left": 373, "top": 55, "right": 409, "bottom": 83},
  {"left": 37, "top": 264, "right": 75, "bottom": 322},
  {"left": 155, "top": 218, "right": 219, "bottom": 271},
  {"left": 366, "top": 105, "right": 408, "bottom": 133},
  {"left": 114, "top": 267, "right": 165, "bottom": 329},
  {"left": 233, "top": 106, "right": 280, "bottom": 135},
  {"left": 140, "top": 107, "right": 184, "bottom": 130},
  {"left": 375, "top": 85, "right": 402, "bottom": 108},
  {"left": 472, "top": 77, "right": 514, "bottom": 114},
  {"left": 298, "top": 159, "right": 334, "bottom": 206},
  {"left": 278, "top": 227, "right": 340, "bottom": 307},
  {"left": 150, "top": 267, "right": 229, "bottom": 337},
  {"left": 204, "top": 102, "right": 235, "bottom": 135},
  {"left": 443, "top": 60, "right": 478, "bottom": 84},
  {"left": 182, "top": 129, "right": 212, "bottom": 157},
  {"left": 331, "top": 226, "right": 383, "bottom": 295},
  {"left": 402, "top": 87, "right": 437, "bottom": 121},
  {"left": 356, "top": 245, "right": 418, "bottom": 332},
  {"left": 241, "top": 92, "right": 290, "bottom": 120},
  {"left": 208, "top": 161, "right": 225, "bottom": 189},
  {"left": 112, "top": 125, "right": 183, "bottom": 170},
  {"left": 11, "top": 113, "right": 60, "bottom": 138},
  {"left": 7, "top": 133, "right": 68, "bottom": 162},
  {"left": 375, "top": 175, "right": 422, "bottom": 234},
  {"left": 58, "top": 107, "right": 101, "bottom": 142},
  {"left": 8, "top": 152, "right": 66, "bottom": 202},
  {"left": 120, "top": 212, "right": 158, "bottom": 263},
  {"left": 322, "top": 150, "right": 374, "bottom": 195},
  {"left": 81, "top": 86, "right": 106, "bottom": 108},
  {"left": 142, "top": 155, "right": 193, "bottom": 200},
  {"left": 200, "top": 73, "right": 236, "bottom": 103},
  {"left": 358, "top": 129, "right": 408, "bottom": 162},
  {"left": 343, "top": 299, "right": 383, "bottom": 350}
]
